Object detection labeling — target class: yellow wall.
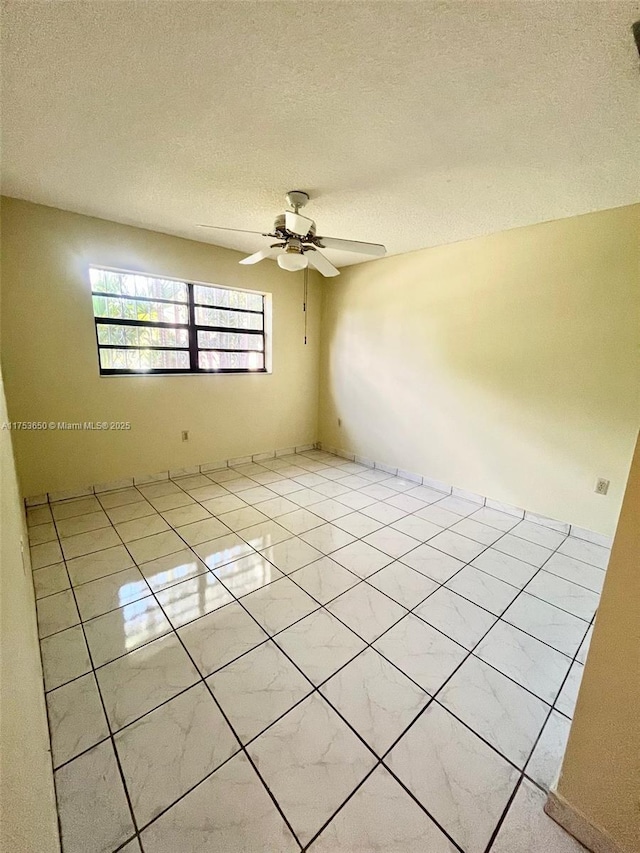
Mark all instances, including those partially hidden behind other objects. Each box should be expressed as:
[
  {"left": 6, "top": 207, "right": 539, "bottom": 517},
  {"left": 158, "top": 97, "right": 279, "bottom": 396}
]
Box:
[
  {"left": 0, "top": 368, "right": 59, "bottom": 853},
  {"left": 0, "top": 198, "right": 321, "bottom": 497},
  {"left": 318, "top": 205, "right": 640, "bottom": 536},
  {"left": 552, "top": 432, "right": 640, "bottom": 853}
]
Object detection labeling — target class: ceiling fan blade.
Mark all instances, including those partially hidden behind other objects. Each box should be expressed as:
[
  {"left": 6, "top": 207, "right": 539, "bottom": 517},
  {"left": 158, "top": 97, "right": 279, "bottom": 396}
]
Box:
[
  {"left": 316, "top": 235, "right": 386, "bottom": 256},
  {"left": 197, "top": 224, "right": 268, "bottom": 236},
  {"left": 285, "top": 210, "right": 314, "bottom": 237},
  {"left": 306, "top": 249, "right": 340, "bottom": 277},
  {"left": 239, "top": 248, "right": 278, "bottom": 265}
]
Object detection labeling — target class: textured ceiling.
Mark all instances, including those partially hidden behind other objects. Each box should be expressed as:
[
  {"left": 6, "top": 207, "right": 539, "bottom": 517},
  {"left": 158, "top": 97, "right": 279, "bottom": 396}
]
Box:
[{"left": 2, "top": 1, "right": 639, "bottom": 268}]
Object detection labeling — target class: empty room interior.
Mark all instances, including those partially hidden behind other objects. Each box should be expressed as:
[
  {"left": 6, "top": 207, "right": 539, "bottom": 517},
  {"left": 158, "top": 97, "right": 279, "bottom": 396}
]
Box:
[{"left": 1, "top": 3, "right": 639, "bottom": 853}]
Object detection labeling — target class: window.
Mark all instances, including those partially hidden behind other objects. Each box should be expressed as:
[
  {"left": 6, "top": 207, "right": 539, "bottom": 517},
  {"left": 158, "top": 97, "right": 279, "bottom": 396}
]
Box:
[{"left": 90, "top": 267, "right": 268, "bottom": 375}]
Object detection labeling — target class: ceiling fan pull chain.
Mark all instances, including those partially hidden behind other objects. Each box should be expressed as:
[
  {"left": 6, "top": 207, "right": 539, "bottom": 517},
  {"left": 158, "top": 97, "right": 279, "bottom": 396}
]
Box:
[{"left": 303, "top": 266, "right": 308, "bottom": 346}]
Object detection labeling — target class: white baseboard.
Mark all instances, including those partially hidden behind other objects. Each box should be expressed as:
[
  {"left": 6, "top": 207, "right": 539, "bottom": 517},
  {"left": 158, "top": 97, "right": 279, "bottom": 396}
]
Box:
[
  {"left": 545, "top": 789, "right": 626, "bottom": 853},
  {"left": 317, "top": 442, "right": 613, "bottom": 547}
]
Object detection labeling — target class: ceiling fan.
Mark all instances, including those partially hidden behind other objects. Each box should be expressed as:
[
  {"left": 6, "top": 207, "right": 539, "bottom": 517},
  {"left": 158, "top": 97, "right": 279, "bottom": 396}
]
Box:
[{"left": 198, "top": 191, "right": 386, "bottom": 277}]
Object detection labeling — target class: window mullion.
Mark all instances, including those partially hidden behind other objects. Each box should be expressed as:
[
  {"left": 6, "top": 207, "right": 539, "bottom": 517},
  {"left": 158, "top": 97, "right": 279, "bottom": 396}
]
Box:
[{"left": 187, "top": 282, "right": 198, "bottom": 371}]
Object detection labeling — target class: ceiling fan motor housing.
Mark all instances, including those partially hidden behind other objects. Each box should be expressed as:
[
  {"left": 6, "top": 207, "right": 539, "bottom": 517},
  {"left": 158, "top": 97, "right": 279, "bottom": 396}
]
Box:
[{"left": 273, "top": 213, "right": 316, "bottom": 240}]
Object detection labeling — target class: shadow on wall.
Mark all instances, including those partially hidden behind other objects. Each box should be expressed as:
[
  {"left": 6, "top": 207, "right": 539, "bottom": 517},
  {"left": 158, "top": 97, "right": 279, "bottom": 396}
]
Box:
[{"left": 319, "top": 206, "right": 640, "bottom": 532}]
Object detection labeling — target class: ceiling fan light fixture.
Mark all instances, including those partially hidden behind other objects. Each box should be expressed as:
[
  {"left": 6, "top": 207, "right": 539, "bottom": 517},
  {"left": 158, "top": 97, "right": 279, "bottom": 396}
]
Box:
[{"left": 277, "top": 247, "right": 308, "bottom": 272}]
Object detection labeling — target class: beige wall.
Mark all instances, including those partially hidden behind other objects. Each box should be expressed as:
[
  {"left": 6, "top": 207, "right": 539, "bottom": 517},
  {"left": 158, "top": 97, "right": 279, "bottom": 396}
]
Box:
[
  {"left": 552, "top": 432, "right": 640, "bottom": 853},
  {"left": 318, "top": 205, "right": 640, "bottom": 536},
  {"left": 0, "top": 368, "right": 60, "bottom": 853},
  {"left": 0, "top": 197, "right": 321, "bottom": 497}
]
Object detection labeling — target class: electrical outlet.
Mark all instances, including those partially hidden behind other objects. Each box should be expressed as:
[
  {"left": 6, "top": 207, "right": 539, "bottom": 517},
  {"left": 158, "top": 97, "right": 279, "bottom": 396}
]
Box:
[
  {"left": 181, "top": 430, "right": 189, "bottom": 442},
  {"left": 595, "top": 478, "right": 610, "bottom": 495}
]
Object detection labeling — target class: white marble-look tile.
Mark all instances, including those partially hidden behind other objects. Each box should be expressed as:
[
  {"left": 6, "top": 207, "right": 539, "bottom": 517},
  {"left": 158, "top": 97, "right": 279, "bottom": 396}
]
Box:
[
  {"left": 328, "top": 583, "right": 406, "bottom": 643},
  {"left": 177, "top": 473, "right": 219, "bottom": 491},
  {"left": 558, "top": 537, "right": 609, "bottom": 570},
  {"left": 155, "top": 573, "right": 235, "bottom": 628},
  {"left": 568, "top": 526, "right": 612, "bottom": 549},
  {"left": 30, "top": 539, "right": 63, "bottom": 569},
  {"left": 268, "top": 478, "right": 305, "bottom": 496},
  {"left": 475, "top": 621, "right": 572, "bottom": 704},
  {"left": 32, "top": 563, "right": 70, "bottom": 599},
  {"left": 336, "top": 490, "right": 378, "bottom": 511},
  {"left": 277, "top": 508, "right": 326, "bottom": 535},
  {"left": 555, "top": 661, "right": 584, "bottom": 718},
  {"left": 162, "top": 503, "right": 212, "bottom": 528},
  {"left": 213, "top": 552, "right": 284, "bottom": 598},
  {"left": 367, "top": 562, "right": 438, "bottom": 609},
  {"left": 149, "top": 493, "right": 196, "bottom": 513},
  {"left": 484, "top": 498, "right": 524, "bottom": 519},
  {"left": 385, "top": 493, "right": 428, "bottom": 513},
  {"left": 526, "top": 710, "right": 571, "bottom": 791},
  {"left": 239, "top": 519, "right": 292, "bottom": 550},
  {"left": 115, "top": 683, "right": 238, "bottom": 827},
  {"left": 525, "top": 571, "right": 599, "bottom": 621},
  {"left": 434, "top": 495, "right": 480, "bottom": 517},
  {"left": 127, "top": 530, "right": 185, "bottom": 564},
  {"left": 374, "top": 614, "right": 467, "bottom": 694},
  {"left": 36, "top": 588, "right": 80, "bottom": 637},
  {"left": 387, "top": 702, "right": 519, "bottom": 853},
  {"left": 173, "top": 516, "right": 228, "bottom": 547},
  {"left": 334, "top": 474, "right": 369, "bottom": 489},
  {"left": 576, "top": 625, "right": 593, "bottom": 664},
  {"left": 439, "top": 655, "right": 549, "bottom": 767},
  {"left": 253, "top": 495, "right": 299, "bottom": 516},
  {"left": 247, "top": 693, "right": 376, "bottom": 846},
  {"left": 414, "top": 587, "right": 496, "bottom": 649},
  {"left": 55, "top": 740, "right": 134, "bottom": 853},
  {"left": 207, "top": 640, "right": 312, "bottom": 743},
  {"left": 331, "top": 540, "right": 393, "bottom": 578},
  {"left": 502, "top": 593, "right": 589, "bottom": 656},
  {"left": 446, "top": 566, "right": 519, "bottom": 615},
  {"left": 313, "top": 479, "right": 353, "bottom": 499},
  {"left": 98, "top": 488, "right": 147, "bottom": 509},
  {"left": 362, "top": 528, "right": 422, "bottom": 559},
  {"left": 60, "top": 526, "right": 121, "bottom": 560},
  {"left": 29, "top": 522, "right": 61, "bottom": 545},
  {"left": 300, "top": 522, "right": 356, "bottom": 554},
  {"left": 115, "top": 514, "right": 170, "bottom": 543},
  {"left": 106, "top": 500, "right": 156, "bottom": 524},
  {"left": 404, "top": 485, "right": 447, "bottom": 504},
  {"left": 390, "top": 515, "right": 443, "bottom": 543},
  {"left": 200, "top": 493, "right": 247, "bottom": 516},
  {"left": 118, "top": 837, "right": 142, "bottom": 852},
  {"left": 138, "top": 548, "right": 209, "bottom": 593},
  {"left": 468, "top": 506, "right": 520, "bottom": 532},
  {"left": 56, "top": 510, "right": 111, "bottom": 539},
  {"left": 183, "top": 483, "right": 230, "bottom": 502},
  {"left": 225, "top": 476, "right": 266, "bottom": 494},
  {"left": 510, "top": 520, "right": 567, "bottom": 550},
  {"left": 294, "top": 471, "right": 329, "bottom": 488},
  {"left": 84, "top": 596, "right": 171, "bottom": 667},
  {"left": 138, "top": 481, "right": 181, "bottom": 499},
  {"left": 416, "top": 503, "right": 470, "bottom": 529},
  {"left": 46, "top": 672, "right": 109, "bottom": 767},
  {"left": 289, "top": 557, "right": 360, "bottom": 604},
  {"left": 141, "top": 751, "right": 299, "bottom": 853},
  {"left": 449, "top": 518, "right": 503, "bottom": 546},
  {"left": 276, "top": 609, "right": 366, "bottom": 685},
  {"left": 420, "top": 476, "right": 451, "bottom": 495},
  {"left": 242, "top": 576, "right": 319, "bottom": 635},
  {"left": 428, "top": 530, "right": 485, "bottom": 563},
  {"left": 51, "top": 496, "right": 101, "bottom": 520},
  {"left": 543, "top": 553, "right": 605, "bottom": 594},
  {"left": 471, "top": 548, "right": 538, "bottom": 588},
  {"left": 41, "top": 624, "right": 92, "bottom": 691},
  {"left": 218, "top": 506, "right": 269, "bottom": 531},
  {"left": 321, "top": 648, "right": 429, "bottom": 756},
  {"left": 97, "top": 633, "right": 199, "bottom": 731},
  {"left": 260, "top": 537, "right": 323, "bottom": 574},
  {"left": 306, "top": 498, "right": 352, "bottom": 522},
  {"left": 193, "top": 532, "right": 254, "bottom": 570},
  {"left": 361, "top": 502, "right": 407, "bottom": 524},
  {"left": 308, "top": 764, "right": 457, "bottom": 852},
  {"left": 287, "top": 487, "right": 326, "bottom": 508},
  {"left": 333, "top": 511, "right": 384, "bottom": 537},
  {"left": 493, "top": 534, "right": 553, "bottom": 568},
  {"left": 206, "top": 466, "right": 243, "bottom": 483},
  {"left": 400, "top": 543, "right": 465, "bottom": 583},
  {"left": 491, "top": 778, "right": 587, "bottom": 853},
  {"left": 27, "top": 504, "right": 53, "bottom": 526},
  {"left": 179, "top": 601, "right": 268, "bottom": 676}
]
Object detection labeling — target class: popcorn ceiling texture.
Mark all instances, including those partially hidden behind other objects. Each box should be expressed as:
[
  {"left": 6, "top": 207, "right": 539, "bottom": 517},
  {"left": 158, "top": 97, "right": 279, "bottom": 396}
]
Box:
[{"left": 1, "top": 0, "right": 639, "bottom": 269}]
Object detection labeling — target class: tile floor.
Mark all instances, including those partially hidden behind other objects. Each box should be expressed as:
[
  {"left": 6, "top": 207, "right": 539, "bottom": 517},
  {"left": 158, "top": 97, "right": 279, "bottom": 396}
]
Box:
[{"left": 28, "top": 450, "right": 608, "bottom": 852}]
